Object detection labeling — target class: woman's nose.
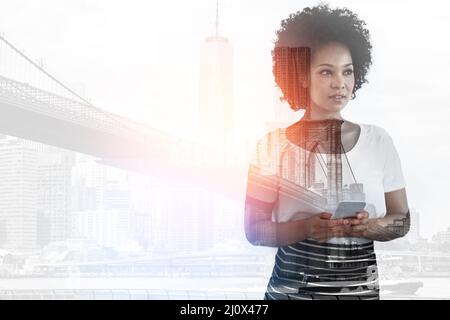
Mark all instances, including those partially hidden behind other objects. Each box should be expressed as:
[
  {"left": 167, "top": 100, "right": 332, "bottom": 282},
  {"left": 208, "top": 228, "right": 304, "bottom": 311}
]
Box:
[{"left": 331, "top": 75, "right": 345, "bottom": 89}]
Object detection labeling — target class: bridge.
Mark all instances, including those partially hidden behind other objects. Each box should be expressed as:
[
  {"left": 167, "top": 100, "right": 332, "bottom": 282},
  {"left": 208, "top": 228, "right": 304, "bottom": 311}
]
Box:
[
  {"left": 0, "top": 33, "right": 330, "bottom": 207},
  {"left": 0, "top": 34, "right": 251, "bottom": 198}
]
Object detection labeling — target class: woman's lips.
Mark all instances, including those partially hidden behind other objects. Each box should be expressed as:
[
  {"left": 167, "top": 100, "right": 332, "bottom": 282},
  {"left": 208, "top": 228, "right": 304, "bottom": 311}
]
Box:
[{"left": 329, "top": 95, "right": 346, "bottom": 101}]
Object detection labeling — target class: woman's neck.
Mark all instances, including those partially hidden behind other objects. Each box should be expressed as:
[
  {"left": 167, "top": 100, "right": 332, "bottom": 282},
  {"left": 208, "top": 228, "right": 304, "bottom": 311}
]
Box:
[{"left": 308, "top": 109, "right": 344, "bottom": 121}]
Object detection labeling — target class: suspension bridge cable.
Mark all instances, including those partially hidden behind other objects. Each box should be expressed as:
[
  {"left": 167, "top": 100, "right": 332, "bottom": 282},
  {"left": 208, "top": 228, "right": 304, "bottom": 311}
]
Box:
[{"left": 0, "top": 34, "right": 94, "bottom": 107}]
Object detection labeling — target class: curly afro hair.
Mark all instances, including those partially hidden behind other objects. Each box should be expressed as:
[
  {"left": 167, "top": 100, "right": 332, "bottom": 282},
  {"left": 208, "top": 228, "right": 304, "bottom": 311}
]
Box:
[{"left": 273, "top": 4, "right": 372, "bottom": 111}]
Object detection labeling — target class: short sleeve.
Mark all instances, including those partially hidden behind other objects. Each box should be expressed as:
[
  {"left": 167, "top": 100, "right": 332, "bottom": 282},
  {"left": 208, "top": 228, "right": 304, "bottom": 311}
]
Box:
[
  {"left": 245, "top": 133, "right": 280, "bottom": 204},
  {"left": 381, "top": 130, "right": 406, "bottom": 193}
]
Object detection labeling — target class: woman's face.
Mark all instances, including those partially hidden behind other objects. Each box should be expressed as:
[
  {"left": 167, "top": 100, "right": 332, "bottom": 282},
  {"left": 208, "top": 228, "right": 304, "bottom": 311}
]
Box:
[{"left": 309, "top": 41, "right": 355, "bottom": 119}]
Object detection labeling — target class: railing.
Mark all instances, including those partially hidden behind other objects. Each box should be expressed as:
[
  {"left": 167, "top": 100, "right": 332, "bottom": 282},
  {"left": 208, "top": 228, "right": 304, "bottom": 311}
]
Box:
[{"left": 0, "top": 288, "right": 261, "bottom": 300}]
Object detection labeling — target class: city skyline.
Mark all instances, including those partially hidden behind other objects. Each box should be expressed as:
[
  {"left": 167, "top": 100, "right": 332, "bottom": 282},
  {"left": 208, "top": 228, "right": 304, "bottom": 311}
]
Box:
[
  {"left": 0, "top": 0, "right": 449, "bottom": 301},
  {"left": 2, "top": 133, "right": 450, "bottom": 300},
  {"left": 0, "top": 0, "right": 448, "bottom": 239},
  {"left": 0, "top": 133, "right": 445, "bottom": 254}
]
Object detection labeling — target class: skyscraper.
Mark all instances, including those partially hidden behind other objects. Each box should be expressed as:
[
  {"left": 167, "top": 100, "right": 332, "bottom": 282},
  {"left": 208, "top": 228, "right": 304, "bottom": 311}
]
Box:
[
  {"left": 37, "top": 145, "right": 75, "bottom": 246},
  {"left": 406, "top": 208, "right": 421, "bottom": 244},
  {"left": 198, "top": 0, "right": 234, "bottom": 147},
  {"left": 69, "top": 153, "right": 105, "bottom": 239},
  {"left": 194, "top": 1, "right": 235, "bottom": 253},
  {"left": 0, "top": 138, "right": 39, "bottom": 253}
]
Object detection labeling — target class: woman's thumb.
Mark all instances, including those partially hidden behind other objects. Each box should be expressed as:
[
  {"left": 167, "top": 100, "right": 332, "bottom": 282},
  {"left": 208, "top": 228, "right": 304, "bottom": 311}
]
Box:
[{"left": 319, "top": 212, "right": 332, "bottom": 219}]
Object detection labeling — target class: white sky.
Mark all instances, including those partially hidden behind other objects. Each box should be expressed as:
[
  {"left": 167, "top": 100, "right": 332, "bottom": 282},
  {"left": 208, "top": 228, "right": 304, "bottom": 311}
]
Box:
[{"left": 0, "top": 0, "right": 449, "bottom": 238}]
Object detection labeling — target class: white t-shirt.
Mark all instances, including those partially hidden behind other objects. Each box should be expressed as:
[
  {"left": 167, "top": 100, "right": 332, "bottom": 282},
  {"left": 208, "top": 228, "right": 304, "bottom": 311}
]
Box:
[{"left": 246, "top": 123, "right": 406, "bottom": 245}]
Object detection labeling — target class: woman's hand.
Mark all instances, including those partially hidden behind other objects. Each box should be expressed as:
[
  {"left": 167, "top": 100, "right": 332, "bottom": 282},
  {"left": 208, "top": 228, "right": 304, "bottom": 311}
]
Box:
[
  {"left": 305, "top": 212, "right": 350, "bottom": 242},
  {"left": 342, "top": 211, "right": 370, "bottom": 237}
]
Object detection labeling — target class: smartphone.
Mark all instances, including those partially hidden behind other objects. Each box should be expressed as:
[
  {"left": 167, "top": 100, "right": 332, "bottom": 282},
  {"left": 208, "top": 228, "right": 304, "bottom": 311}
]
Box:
[{"left": 333, "top": 201, "right": 366, "bottom": 219}]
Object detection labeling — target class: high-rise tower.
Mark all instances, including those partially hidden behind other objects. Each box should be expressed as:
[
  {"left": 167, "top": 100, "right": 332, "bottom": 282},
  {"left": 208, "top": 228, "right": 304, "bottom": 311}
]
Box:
[{"left": 198, "top": 0, "right": 234, "bottom": 147}]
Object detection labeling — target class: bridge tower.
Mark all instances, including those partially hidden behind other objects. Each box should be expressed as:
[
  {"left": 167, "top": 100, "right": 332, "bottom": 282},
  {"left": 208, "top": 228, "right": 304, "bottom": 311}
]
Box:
[{"left": 286, "top": 119, "right": 344, "bottom": 208}]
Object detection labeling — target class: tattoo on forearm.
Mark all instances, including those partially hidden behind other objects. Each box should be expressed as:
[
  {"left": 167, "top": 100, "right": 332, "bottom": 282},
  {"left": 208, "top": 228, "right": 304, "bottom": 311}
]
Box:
[{"left": 368, "top": 210, "right": 410, "bottom": 241}]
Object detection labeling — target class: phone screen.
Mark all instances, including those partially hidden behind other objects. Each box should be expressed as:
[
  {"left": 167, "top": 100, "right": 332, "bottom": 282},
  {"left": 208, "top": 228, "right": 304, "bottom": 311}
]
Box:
[{"left": 333, "top": 201, "right": 366, "bottom": 219}]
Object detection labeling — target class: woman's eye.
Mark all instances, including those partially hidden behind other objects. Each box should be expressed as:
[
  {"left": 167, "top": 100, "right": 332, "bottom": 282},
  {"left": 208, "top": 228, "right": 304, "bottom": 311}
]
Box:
[
  {"left": 320, "top": 70, "right": 331, "bottom": 75},
  {"left": 344, "top": 69, "right": 354, "bottom": 75}
]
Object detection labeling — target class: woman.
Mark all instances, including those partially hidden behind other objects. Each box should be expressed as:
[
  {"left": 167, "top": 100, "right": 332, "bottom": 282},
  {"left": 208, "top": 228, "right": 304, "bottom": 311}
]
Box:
[{"left": 244, "top": 4, "right": 410, "bottom": 300}]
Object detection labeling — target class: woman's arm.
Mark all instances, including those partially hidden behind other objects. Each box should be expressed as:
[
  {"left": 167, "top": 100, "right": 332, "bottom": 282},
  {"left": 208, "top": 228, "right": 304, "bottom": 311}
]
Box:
[{"left": 345, "top": 188, "right": 410, "bottom": 241}]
